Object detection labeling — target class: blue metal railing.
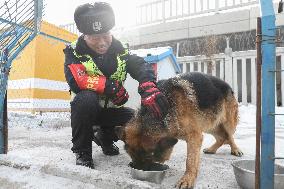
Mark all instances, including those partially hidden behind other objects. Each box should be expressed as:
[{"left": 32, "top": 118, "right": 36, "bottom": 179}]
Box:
[
  {"left": 259, "top": 0, "right": 277, "bottom": 188},
  {"left": 0, "top": 0, "right": 43, "bottom": 154}
]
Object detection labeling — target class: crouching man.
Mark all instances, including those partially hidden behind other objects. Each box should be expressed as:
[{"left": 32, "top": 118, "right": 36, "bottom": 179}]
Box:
[{"left": 64, "top": 2, "right": 169, "bottom": 169}]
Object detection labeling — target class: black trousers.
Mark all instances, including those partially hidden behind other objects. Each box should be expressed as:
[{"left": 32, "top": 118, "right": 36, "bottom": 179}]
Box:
[{"left": 70, "top": 90, "right": 134, "bottom": 153}]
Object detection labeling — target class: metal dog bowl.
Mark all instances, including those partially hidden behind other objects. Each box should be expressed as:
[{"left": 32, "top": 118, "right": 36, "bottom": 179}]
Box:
[
  {"left": 232, "top": 159, "right": 284, "bottom": 189},
  {"left": 129, "top": 162, "right": 169, "bottom": 184}
]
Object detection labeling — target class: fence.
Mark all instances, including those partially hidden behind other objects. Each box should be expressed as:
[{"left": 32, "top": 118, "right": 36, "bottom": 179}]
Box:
[
  {"left": 177, "top": 47, "right": 284, "bottom": 106},
  {"left": 60, "top": 0, "right": 265, "bottom": 36},
  {"left": 59, "top": 23, "right": 80, "bottom": 36},
  {"left": 0, "top": 0, "right": 44, "bottom": 153},
  {"left": 136, "top": 0, "right": 260, "bottom": 25}
]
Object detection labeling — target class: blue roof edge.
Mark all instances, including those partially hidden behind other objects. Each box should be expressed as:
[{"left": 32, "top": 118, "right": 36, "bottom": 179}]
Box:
[{"left": 144, "top": 48, "right": 181, "bottom": 73}]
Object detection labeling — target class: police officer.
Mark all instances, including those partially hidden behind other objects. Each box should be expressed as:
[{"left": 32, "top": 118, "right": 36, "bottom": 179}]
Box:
[{"left": 64, "top": 2, "right": 169, "bottom": 169}]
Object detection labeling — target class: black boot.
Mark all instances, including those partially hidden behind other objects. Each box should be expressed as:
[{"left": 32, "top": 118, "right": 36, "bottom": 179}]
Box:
[
  {"left": 93, "top": 131, "right": 119, "bottom": 156},
  {"left": 75, "top": 151, "right": 94, "bottom": 169},
  {"left": 101, "top": 143, "right": 119, "bottom": 156}
]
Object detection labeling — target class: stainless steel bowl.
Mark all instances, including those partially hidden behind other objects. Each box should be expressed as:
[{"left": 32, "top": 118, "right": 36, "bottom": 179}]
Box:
[
  {"left": 129, "top": 162, "right": 168, "bottom": 184},
  {"left": 232, "top": 159, "right": 284, "bottom": 189}
]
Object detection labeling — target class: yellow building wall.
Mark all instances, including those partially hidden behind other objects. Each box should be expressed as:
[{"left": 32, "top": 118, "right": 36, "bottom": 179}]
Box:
[
  {"left": 8, "top": 21, "right": 78, "bottom": 109},
  {"left": 8, "top": 39, "right": 36, "bottom": 80},
  {"left": 34, "top": 21, "right": 77, "bottom": 81}
]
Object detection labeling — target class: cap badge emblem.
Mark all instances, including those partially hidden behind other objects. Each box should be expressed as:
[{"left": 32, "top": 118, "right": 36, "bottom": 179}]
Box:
[{"left": 92, "top": 21, "right": 102, "bottom": 31}]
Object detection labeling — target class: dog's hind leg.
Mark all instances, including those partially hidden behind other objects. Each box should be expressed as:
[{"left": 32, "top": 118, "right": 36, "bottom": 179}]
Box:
[
  {"left": 203, "top": 135, "right": 225, "bottom": 154},
  {"left": 222, "top": 97, "right": 243, "bottom": 157},
  {"left": 176, "top": 131, "right": 203, "bottom": 189},
  {"left": 221, "top": 118, "right": 243, "bottom": 156},
  {"left": 227, "top": 135, "right": 243, "bottom": 156},
  {"left": 203, "top": 124, "right": 227, "bottom": 154}
]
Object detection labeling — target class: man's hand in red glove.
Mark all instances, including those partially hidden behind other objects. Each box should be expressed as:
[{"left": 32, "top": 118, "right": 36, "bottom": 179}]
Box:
[
  {"left": 68, "top": 64, "right": 128, "bottom": 106},
  {"left": 138, "top": 81, "right": 169, "bottom": 119},
  {"left": 104, "top": 80, "right": 129, "bottom": 106}
]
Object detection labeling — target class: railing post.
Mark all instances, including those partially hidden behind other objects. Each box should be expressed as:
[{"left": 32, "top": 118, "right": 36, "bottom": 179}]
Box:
[
  {"left": 162, "top": 0, "right": 166, "bottom": 23},
  {"left": 176, "top": 42, "right": 179, "bottom": 57},
  {"left": 34, "top": 0, "right": 43, "bottom": 34},
  {"left": 170, "top": 0, "right": 173, "bottom": 17},
  {"left": 281, "top": 54, "right": 284, "bottom": 106},
  {"left": 220, "top": 59, "right": 224, "bottom": 80},
  {"left": 241, "top": 57, "right": 248, "bottom": 105},
  {"left": 215, "top": 0, "right": 219, "bottom": 12},
  {"left": 198, "top": 61, "right": 202, "bottom": 72},
  {"left": 233, "top": 57, "right": 238, "bottom": 100},
  {"left": 145, "top": 5, "right": 148, "bottom": 23},
  {"left": 182, "top": 62, "right": 186, "bottom": 73},
  {"left": 212, "top": 60, "right": 217, "bottom": 76},
  {"left": 190, "top": 61, "right": 194, "bottom": 72},
  {"left": 194, "top": 0, "right": 197, "bottom": 13},
  {"left": 259, "top": 1, "right": 276, "bottom": 189},
  {"left": 255, "top": 17, "right": 262, "bottom": 189},
  {"left": 0, "top": 52, "right": 9, "bottom": 154},
  {"left": 204, "top": 61, "right": 208, "bottom": 74},
  {"left": 251, "top": 57, "right": 257, "bottom": 105},
  {"left": 200, "top": 0, "right": 203, "bottom": 11},
  {"left": 224, "top": 37, "right": 233, "bottom": 87}
]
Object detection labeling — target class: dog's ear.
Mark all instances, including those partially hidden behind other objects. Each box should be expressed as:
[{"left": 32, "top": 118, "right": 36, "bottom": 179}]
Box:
[
  {"left": 115, "top": 126, "right": 126, "bottom": 142},
  {"left": 157, "top": 137, "right": 178, "bottom": 150}
]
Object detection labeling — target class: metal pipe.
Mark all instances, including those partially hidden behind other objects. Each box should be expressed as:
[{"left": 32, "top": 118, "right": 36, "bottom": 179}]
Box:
[
  {"left": 1, "top": 13, "right": 35, "bottom": 52},
  {"left": 0, "top": 5, "right": 35, "bottom": 39},
  {"left": 259, "top": 1, "right": 276, "bottom": 188},
  {"left": 0, "top": 45, "right": 8, "bottom": 154},
  {"left": 0, "top": 61, "right": 8, "bottom": 154},
  {"left": 0, "top": 8, "right": 35, "bottom": 47},
  {"left": 34, "top": 0, "right": 43, "bottom": 34},
  {"left": 3, "top": 93, "right": 7, "bottom": 154},
  {"left": 255, "top": 16, "right": 262, "bottom": 189}
]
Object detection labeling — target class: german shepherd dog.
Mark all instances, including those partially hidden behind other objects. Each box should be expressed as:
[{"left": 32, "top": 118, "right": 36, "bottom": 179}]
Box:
[{"left": 116, "top": 72, "right": 243, "bottom": 189}]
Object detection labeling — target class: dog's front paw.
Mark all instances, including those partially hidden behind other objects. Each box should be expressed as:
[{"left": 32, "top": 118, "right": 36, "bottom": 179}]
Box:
[
  {"left": 175, "top": 175, "right": 194, "bottom": 189},
  {"left": 231, "top": 148, "right": 243, "bottom": 157}
]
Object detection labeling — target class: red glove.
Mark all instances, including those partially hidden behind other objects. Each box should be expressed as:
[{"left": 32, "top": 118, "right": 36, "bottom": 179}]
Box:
[
  {"left": 104, "top": 80, "right": 129, "bottom": 106},
  {"left": 138, "top": 81, "right": 169, "bottom": 119}
]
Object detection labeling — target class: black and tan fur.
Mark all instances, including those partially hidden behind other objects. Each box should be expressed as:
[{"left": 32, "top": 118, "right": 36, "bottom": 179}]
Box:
[{"left": 116, "top": 72, "right": 243, "bottom": 189}]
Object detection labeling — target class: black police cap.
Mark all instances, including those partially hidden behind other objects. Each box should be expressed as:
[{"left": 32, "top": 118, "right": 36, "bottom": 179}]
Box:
[{"left": 74, "top": 2, "right": 115, "bottom": 35}]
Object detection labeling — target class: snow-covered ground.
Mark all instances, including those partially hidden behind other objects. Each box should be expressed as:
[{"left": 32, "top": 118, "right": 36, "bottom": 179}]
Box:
[{"left": 0, "top": 105, "right": 283, "bottom": 189}]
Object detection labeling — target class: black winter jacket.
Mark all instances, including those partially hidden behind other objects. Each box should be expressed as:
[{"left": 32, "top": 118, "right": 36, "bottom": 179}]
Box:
[{"left": 64, "top": 36, "right": 156, "bottom": 94}]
